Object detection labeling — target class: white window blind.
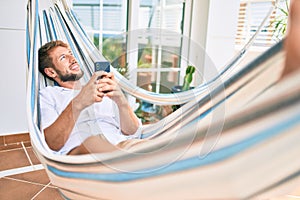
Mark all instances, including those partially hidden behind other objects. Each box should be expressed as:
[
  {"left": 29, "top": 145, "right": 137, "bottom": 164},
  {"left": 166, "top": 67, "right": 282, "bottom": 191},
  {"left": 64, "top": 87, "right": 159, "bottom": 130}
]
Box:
[{"left": 235, "top": 0, "right": 289, "bottom": 48}]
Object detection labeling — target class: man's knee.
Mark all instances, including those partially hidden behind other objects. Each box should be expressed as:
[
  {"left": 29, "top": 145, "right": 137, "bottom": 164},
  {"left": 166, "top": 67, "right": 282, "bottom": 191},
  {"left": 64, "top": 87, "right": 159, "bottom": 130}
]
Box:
[{"left": 68, "top": 135, "right": 116, "bottom": 155}]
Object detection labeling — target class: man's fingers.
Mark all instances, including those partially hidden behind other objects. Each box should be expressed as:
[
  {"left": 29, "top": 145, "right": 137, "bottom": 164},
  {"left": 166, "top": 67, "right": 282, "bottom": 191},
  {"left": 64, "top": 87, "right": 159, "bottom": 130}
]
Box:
[{"left": 91, "top": 71, "right": 108, "bottom": 82}]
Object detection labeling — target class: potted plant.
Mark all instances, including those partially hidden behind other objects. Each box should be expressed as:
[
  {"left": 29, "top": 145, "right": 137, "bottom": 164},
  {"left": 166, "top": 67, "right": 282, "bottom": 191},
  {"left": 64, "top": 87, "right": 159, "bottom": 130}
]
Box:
[
  {"left": 172, "top": 65, "right": 196, "bottom": 93},
  {"left": 270, "top": 0, "right": 289, "bottom": 41},
  {"left": 171, "top": 65, "right": 196, "bottom": 111}
]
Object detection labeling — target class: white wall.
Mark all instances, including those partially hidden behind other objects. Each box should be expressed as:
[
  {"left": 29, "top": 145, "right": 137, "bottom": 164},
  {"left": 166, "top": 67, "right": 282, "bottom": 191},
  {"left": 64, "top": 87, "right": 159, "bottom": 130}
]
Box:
[
  {"left": 0, "top": 0, "right": 28, "bottom": 135},
  {"left": 205, "top": 0, "right": 240, "bottom": 71},
  {"left": 205, "top": 0, "right": 240, "bottom": 82},
  {"left": 188, "top": 0, "right": 240, "bottom": 84}
]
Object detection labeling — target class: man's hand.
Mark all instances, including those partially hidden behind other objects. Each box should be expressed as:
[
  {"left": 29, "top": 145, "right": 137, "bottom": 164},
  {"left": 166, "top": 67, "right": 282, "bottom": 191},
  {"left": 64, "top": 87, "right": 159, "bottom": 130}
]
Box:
[
  {"left": 73, "top": 71, "right": 107, "bottom": 110},
  {"left": 97, "top": 72, "right": 127, "bottom": 106},
  {"left": 98, "top": 72, "right": 140, "bottom": 135}
]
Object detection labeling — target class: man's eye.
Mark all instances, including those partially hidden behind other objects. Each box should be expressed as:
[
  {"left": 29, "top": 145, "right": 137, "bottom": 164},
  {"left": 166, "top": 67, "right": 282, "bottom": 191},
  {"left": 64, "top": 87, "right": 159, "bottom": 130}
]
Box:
[{"left": 60, "top": 55, "right": 66, "bottom": 61}]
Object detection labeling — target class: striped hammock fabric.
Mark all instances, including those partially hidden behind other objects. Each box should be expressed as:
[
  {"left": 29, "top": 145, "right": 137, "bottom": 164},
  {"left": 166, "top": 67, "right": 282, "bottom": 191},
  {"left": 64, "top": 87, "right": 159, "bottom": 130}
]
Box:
[{"left": 26, "top": 0, "right": 300, "bottom": 199}]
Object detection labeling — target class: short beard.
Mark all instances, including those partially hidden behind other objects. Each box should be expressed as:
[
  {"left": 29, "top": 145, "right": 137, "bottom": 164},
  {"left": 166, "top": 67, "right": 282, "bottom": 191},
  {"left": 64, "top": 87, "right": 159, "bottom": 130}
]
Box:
[{"left": 57, "top": 70, "right": 84, "bottom": 82}]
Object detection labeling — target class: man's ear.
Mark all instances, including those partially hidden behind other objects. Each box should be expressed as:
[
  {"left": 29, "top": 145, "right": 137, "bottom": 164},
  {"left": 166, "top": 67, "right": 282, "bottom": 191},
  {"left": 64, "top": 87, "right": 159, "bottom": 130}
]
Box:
[{"left": 44, "top": 67, "right": 57, "bottom": 79}]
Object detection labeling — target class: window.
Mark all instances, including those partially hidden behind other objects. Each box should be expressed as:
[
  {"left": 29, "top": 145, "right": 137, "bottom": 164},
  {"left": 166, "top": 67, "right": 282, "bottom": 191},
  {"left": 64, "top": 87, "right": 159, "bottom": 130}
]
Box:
[
  {"left": 73, "top": 0, "right": 187, "bottom": 123},
  {"left": 73, "top": 0, "right": 186, "bottom": 94},
  {"left": 235, "top": 0, "right": 289, "bottom": 48},
  {"left": 73, "top": 0, "right": 127, "bottom": 48},
  {"left": 136, "top": 0, "right": 185, "bottom": 93}
]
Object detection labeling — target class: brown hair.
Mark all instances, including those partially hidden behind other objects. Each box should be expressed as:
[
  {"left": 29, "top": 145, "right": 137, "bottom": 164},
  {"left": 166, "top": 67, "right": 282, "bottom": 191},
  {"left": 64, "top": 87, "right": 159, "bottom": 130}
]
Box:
[{"left": 38, "top": 40, "right": 69, "bottom": 80}]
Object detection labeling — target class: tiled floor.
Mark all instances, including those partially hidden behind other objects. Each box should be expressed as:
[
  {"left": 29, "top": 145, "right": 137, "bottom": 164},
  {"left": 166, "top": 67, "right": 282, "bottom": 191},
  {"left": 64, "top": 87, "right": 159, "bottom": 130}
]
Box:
[{"left": 0, "top": 133, "right": 64, "bottom": 200}]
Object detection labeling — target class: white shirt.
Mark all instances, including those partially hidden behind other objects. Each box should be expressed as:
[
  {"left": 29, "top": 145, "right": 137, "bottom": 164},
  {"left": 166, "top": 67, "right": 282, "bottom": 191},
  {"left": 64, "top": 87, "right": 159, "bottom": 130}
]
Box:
[{"left": 39, "top": 86, "right": 141, "bottom": 155}]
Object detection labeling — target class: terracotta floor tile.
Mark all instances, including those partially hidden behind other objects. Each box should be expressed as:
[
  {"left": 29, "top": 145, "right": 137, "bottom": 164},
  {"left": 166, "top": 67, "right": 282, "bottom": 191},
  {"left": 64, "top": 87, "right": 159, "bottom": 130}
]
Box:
[
  {"left": 0, "top": 143, "right": 22, "bottom": 151},
  {"left": 0, "top": 148, "right": 30, "bottom": 171},
  {"left": 0, "top": 177, "right": 44, "bottom": 200},
  {"left": 23, "top": 141, "right": 32, "bottom": 148},
  {"left": 5, "top": 133, "right": 30, "bottom": 144},
  {"left": 26, "top": 147, "right": 41, "bottom": 165},
  {"left": 0, "top": 136, "right": 4, "bottom": 146},
  {"left": 34, "top": 187, "right": 65, "bottom": 200},
  {"left": 0, "top": 133, "right": 64, "bottom": 200},
  {"left": 8, "top": 169, "right": 50, "bottom": 186}
]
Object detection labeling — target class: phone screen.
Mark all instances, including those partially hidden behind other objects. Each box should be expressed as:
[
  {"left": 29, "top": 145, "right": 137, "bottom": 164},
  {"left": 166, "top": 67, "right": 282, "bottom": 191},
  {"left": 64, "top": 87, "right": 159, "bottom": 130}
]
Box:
[{"left": 94, "top": 61, "right": 110, "bottom": 72}]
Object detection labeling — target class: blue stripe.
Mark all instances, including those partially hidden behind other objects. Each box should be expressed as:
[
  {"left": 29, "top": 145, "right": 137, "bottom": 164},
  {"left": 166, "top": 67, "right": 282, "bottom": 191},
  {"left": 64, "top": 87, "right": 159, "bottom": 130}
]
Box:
[
  {"left": 47, "top": 111, "right": 300, "bottom": 182},
  {"left": 30, "top": 0, "right": 39, "bottom": 116},
  {"left": 49, "top": 9, "right": 57, "bottom": 40},
  {"left": 26, "top": 18, "right": 30, "bottom": 65},
  {"left": 42, "top": 11, "right": 50, "bottom": 40}
]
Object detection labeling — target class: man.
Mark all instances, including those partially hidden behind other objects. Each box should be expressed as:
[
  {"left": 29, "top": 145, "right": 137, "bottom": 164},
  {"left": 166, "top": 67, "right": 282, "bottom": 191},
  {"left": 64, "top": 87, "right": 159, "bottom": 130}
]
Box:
[{"left": 39, "top": 40, "right": 142, "bottom": 155}]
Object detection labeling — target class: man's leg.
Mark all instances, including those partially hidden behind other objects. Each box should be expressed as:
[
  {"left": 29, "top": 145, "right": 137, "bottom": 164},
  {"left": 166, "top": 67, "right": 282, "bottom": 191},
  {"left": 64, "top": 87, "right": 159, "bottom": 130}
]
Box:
[
  {"left": 67, "top": 135, "right": 147, "bottom": 155},
  {"left": 68, "top": 135, "right": 119, "bottom": 155}
]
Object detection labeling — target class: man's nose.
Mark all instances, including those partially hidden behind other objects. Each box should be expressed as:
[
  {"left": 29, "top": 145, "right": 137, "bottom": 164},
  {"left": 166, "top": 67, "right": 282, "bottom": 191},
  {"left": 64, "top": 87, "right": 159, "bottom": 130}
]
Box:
[{"left": 68, "top": 54, "right": 76, "bottom": 63}]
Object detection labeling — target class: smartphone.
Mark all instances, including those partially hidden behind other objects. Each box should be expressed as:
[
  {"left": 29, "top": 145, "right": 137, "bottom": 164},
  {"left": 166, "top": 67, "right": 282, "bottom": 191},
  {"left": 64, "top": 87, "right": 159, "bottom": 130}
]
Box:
[
  {"left": 95, "top": 61, "right": 111, "bottom": 93},
  {"left": 94, "top": 61, "right": 110, "bottom": 73}
]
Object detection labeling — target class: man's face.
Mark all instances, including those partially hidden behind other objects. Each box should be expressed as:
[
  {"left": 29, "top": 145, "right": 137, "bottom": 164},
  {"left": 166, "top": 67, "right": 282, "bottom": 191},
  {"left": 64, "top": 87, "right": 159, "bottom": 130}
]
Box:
[{"left": 49, "top": 46, "right": 84, "bottom": 82}]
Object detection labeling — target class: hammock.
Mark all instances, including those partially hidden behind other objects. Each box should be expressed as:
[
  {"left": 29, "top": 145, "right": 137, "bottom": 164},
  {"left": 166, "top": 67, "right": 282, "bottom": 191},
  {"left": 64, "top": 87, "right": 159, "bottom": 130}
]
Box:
[{"left": 26, "top": 0, "right": 300, "bottom": 199}]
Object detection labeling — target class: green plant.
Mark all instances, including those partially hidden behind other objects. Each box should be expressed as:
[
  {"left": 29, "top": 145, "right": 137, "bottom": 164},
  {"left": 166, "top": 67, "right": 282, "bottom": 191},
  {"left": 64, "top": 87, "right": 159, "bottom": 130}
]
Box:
[
  {"left": 182, "top": 65, "right": 195, "bottom": 91},
  {"left": 102, "top": 37, "right": 124, "bottom": 63},
  {"left": 114, "top": 62, "right": 129, "bottom": 79},
  {"left": 271, "top": 0, "right": 289, "bottom": 40}
]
